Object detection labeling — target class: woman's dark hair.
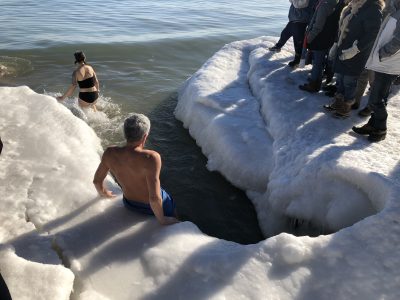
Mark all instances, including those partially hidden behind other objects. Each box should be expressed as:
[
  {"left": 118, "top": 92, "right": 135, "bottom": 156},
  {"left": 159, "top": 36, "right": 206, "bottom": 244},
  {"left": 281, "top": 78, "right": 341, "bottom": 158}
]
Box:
[{"left": 74, "top": 51, "right": 86, "bottom": 64}]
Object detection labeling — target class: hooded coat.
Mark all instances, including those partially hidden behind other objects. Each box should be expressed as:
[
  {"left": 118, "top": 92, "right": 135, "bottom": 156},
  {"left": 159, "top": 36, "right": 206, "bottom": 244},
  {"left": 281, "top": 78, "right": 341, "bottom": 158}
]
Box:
[{"left": 333, "top": 0, "right": 384, "bottom": 76}]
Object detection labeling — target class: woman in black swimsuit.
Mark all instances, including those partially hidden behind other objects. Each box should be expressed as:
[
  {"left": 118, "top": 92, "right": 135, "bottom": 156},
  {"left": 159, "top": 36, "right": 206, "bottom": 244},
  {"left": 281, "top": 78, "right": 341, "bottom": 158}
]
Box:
[{"left": 57, "top": 51, "right": 100, "bottom": 111}]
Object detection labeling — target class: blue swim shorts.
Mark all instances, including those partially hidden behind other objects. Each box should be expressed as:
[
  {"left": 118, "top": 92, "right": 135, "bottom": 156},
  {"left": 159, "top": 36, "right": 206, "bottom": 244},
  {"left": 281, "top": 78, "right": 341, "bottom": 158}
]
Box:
[{"left": 122, "top": 188, "right": 176, "bottom": 217}]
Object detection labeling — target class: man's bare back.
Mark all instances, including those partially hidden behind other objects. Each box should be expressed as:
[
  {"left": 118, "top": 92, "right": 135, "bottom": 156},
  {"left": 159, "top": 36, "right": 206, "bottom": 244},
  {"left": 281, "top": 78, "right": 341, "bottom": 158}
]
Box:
[
  {"left": 102, "top": 145, "right": 160, "bottom": 202},
  {"left": 93, "top": 113, "right": 178, "bottom": 225}
]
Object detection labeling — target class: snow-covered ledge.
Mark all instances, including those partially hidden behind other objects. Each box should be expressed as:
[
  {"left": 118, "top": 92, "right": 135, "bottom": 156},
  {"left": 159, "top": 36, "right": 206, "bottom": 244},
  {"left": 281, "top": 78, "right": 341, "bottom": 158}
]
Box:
[{"left": 176, "top": 36, "right": 400, "bottom": 237}]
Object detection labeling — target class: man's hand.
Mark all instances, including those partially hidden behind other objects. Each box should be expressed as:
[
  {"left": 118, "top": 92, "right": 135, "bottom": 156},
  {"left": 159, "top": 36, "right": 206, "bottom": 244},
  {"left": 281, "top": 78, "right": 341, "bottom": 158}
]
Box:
[
  {"left": 160, "top": 217, "right": 180, "bottom": 225},
  {"left": 339, "top": 40, "right": 360, "bottom": 61},
  {"left": 99, "top": 189, "right": 115, "bottom": 198},
  {"left": 56, "top": 96, "right": 64, "bottom": 101}
]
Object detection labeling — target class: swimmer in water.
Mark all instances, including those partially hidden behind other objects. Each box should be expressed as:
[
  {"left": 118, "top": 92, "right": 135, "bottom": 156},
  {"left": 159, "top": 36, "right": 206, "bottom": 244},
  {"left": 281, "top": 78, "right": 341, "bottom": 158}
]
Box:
[{"left": 57, "top": 51, "right": 99, "bottom": 111}]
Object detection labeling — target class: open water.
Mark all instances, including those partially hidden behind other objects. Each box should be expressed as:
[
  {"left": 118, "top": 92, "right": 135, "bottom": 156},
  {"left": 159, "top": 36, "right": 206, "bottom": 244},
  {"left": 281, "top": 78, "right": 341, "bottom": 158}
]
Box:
[{"left": 0, "top": 0, "right": 288, "bottom": 244}]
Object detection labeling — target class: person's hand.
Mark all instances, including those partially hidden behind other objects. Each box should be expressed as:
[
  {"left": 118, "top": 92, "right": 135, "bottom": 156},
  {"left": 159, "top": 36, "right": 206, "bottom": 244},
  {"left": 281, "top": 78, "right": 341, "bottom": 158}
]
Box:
[
  {"left": 56, "top": 96, "right": 64, "bottom": 101},
  {"left": 100, "top": 190, "right": 115, "bottom": 198},
  {"left": 339, "top": 40, "right": 360, "bottom": 61},
  {"left": 160, "top": 217, "right": 180, "bottom": 225}
]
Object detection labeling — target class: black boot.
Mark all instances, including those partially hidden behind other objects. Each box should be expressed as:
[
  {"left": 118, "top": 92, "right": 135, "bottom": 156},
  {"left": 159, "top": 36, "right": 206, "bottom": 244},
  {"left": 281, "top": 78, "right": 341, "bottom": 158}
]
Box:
[
  {"left": 269, "top": 45, "right": 281, "bottom": 52},
  {"left": 352, "top": 123, "right": 377, "bottom": 135},
  {"left": 368, "top": 131, "right": 387, "bottom": 142},
  {"left": 299, "top": 80, "right": 321, "bottom": 93},
  {"left": 352, "top": 122, "right": 387, "bottom": 142},
  {"left": 288, "top": 54, "right": 301, "bottom": 68}
]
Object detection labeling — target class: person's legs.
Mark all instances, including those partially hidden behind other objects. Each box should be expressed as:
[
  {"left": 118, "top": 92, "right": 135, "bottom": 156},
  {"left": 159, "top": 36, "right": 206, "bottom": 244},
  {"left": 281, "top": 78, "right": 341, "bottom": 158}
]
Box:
[
  {"left": 342, "top": 75, "right": 359, "bottom": 102},
  {"left": 335, "top": 73, "right": 345, "bottom": 95},
  {"left": 310, "top": 50, "right": 327, "bottom": 82},
  {"left": 368, "top": 72, "right": 396, "bottom": 131},
  {"left": 270, "top": 22, "right": 293, "bottom": 51},
  {"left": 353, "top": 72, "right": 396, "bottom": 141},
  {"left": 288, "top": 22, "right": 307, "bottom": 67},
  {"left": 333, "top": 74, "right": 358, "bottom": 117},
  {"left": 324, "top": 73, "right": 345, "bottom": 111},
  {"left": 292, "top": 22, "right": 307, "bottom": 56},
  {"left": 353, "top": 69, "right": 369, "bottom": 110},
  {"left": 299, "top": 50, "right": 327, "bottom": 93}
]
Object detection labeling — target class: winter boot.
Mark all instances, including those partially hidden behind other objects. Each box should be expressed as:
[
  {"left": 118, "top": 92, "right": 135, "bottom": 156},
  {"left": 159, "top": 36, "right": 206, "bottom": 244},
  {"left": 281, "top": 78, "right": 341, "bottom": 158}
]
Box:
[
  {"left": 358, "top": 105, "right": 372, "bottom": 117},
  {"left": 299, "top": 80, "right": 321, "bottom": 93},
  {"left": 323, "top": 93, "right": 344, "bottom": 111},
  {"left": 269, "top": 45, "right": 281, "bottom": 52},
  {"left": 368, "top": 130, "right": 387, "bottom": 142},
  {"left": 352, "top": 123, "right": 387, "bottom": 142},
  {"left": 288, "top": 54, "right": 301, "bottom": 68},
  {"left": 333, "top": 99, "right": 354, "bottom": 118},
  {"left": 352, "top": 123, "right": 377, "bottom": 135}
]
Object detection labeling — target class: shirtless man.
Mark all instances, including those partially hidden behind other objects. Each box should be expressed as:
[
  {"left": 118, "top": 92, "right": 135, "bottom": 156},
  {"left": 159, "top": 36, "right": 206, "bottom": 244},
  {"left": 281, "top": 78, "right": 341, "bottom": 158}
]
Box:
[{"left": 93, "top": 114, "right": 179, "bottom": 225}]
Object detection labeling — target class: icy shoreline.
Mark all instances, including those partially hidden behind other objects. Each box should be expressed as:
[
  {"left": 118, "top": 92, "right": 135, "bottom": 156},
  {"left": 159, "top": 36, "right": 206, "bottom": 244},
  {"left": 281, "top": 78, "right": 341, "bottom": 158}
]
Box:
[
  {"left": 176, "top": 36, "right": 400, "bottom": 237},
  {"left": 1, "top": 36, "right": 400, "bottom": 299}
]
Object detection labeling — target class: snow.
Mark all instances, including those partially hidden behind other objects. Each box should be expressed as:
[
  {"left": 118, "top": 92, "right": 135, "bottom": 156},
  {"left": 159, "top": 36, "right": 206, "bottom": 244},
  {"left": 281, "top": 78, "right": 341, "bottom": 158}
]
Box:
[{"left": 1, "top": 36, "right": 400, "bottom": 299}]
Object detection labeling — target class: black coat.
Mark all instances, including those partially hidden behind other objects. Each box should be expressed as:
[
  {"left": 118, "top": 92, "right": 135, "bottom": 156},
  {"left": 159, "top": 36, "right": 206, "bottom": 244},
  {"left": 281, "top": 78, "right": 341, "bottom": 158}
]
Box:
[
  {"left": 334, "top": 0, "right": 383, "bottom": 76},
  {"left": 308, "top": 0, "right": 345, "bottom": 50}
]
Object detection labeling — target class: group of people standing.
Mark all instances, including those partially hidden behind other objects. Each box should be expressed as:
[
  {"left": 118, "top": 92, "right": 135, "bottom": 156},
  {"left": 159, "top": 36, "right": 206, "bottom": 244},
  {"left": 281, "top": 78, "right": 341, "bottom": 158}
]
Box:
[{"left": 270, "top": 0, "right": 400, "bottom": 142}]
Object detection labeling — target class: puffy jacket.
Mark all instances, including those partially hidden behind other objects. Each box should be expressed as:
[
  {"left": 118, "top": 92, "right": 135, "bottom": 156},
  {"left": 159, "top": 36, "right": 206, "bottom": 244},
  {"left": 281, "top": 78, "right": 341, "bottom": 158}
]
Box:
[
  {"left": 288, "top": 0, "right": 318, "bottom": 23},
  {"left": 334, "top": 0, "right": 384, "bottom": 76},
  {"left": 366, "top": 8, "right": 400, "bottom": 74}
]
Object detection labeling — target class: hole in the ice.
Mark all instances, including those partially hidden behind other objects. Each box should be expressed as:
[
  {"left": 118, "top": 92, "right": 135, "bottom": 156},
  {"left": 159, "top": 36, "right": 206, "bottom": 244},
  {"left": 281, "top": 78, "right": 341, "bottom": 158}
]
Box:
[{"left": 269, "top": 176, "right": 386, "bottom": 238}]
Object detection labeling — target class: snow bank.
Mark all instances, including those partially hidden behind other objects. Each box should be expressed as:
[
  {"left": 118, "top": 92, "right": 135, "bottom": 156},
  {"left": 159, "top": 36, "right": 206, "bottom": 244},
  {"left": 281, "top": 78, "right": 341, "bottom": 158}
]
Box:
[
  {"left": 0, "top": 248, "right": 74, "bottom": 300},
  {"left": 176, "top": 37, "right": 400, "bottom": 236}
]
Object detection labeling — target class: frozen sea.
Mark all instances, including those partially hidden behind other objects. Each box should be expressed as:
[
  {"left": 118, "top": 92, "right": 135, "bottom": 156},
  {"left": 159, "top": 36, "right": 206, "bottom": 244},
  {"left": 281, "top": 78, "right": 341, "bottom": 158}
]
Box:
[{"left": 2, "top": 1, "right": 400, "bottom": 300}]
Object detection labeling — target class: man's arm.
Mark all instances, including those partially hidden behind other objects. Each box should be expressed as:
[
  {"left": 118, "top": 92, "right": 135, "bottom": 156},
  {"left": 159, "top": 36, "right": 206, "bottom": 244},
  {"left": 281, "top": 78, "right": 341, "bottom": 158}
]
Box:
[
  {"left": 93, "top": 149, "right": 115, "bottom": 198},
  {"left": 145, "top": 152, "right": 178, "bottom": 225}
]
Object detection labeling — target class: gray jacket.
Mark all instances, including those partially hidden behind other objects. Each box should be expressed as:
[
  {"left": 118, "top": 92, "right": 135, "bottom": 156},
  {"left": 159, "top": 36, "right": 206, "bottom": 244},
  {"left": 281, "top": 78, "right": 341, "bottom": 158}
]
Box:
[
  {"left": 288, "top": 0, "right": 317, "bottom": 23},
  {"left": 307, "top": 0, "right": 338, "bottom": 43}
]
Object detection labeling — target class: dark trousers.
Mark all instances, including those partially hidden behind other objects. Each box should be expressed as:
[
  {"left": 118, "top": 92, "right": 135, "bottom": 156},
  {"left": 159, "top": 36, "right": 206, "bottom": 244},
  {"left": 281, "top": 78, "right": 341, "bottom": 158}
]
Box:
[
  {"left": 276, "top": 21, "right": 308, "bottom": 55},
  {"left": 368, "top": 71, "right": 397, "bottom": 130}
]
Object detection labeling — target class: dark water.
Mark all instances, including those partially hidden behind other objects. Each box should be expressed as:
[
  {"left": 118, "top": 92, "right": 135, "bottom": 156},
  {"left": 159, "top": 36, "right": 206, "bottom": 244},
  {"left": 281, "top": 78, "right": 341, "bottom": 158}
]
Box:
[{"left": 0, "top": 0, "right": 289, "bottom": 244}]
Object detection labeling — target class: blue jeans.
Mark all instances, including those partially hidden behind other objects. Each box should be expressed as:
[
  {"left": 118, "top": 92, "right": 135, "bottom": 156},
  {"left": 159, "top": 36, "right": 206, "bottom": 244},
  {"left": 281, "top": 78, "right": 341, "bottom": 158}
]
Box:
[
  {"left": 368, "top": 71, "right": 396, "bottom": 130},
  {"left": 336, "top": 73, "right": 358, "bottom": 102},
  {"left": 310, "top": 50, "right": 328, "bottom": 82},
  {"left": 276, "top": 21, "right": 308, "bottom": 55}
]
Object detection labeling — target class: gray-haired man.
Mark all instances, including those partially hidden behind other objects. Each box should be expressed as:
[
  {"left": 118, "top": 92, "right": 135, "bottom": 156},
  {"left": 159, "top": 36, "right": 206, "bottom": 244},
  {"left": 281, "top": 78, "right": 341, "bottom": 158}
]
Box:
[{"left": 93, "top": 114, "right": 179, "bottom": 225}]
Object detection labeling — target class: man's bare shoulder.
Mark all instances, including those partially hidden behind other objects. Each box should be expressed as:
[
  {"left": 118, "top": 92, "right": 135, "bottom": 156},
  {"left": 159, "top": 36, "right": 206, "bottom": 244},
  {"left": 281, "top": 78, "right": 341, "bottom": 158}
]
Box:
[
  {"left": 141, "top": 149, "right": 161, "bottom": 162},
  {"left": 103, "top": 145, "right": 123, "bottom": 155}
]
